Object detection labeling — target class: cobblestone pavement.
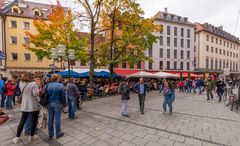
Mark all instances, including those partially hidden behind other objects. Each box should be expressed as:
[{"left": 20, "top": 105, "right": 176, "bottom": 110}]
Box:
[{"left": 1, "top": 90, "right": 240, "bottom": 146}]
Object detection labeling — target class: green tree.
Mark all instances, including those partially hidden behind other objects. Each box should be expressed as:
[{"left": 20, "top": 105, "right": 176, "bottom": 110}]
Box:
[
  {"left": 24, "top": 1, "right": 87, "bottom": 69},
  {"left": 97, "top": 0, "right": 160, "bottom": 79}
]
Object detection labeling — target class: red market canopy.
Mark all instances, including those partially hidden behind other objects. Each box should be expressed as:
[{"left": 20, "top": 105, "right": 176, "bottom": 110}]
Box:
[{"left": 113, "top": 69, "right": 144, "bottom": 76}]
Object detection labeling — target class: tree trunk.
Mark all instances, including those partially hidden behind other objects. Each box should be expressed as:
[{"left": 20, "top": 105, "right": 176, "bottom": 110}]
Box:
[
  {"left": 109, "top": 9, "right": 116, "bottom": 84},
  {"left": 89, "top": 22, "right": 95, "bottom": 87}
]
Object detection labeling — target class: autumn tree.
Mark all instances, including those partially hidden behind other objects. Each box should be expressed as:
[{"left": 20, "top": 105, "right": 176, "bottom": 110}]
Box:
[
  {"left": 24, "top": 1, "right": 87, "bottom": 69},
  {"left": 97, "top": 0, "right": 160, "bottom": 79},
  {"left": 76, "top": 0, "right": 104, "bottom": 87}
]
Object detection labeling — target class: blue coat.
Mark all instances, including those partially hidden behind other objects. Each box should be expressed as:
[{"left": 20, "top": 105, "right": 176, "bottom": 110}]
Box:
[
  {"left": 47, "top": 82, "right": 66, "bottom": 105},
  {"left": 134, "top": 83, "right": 149, "bottom": 95},
  {"left": 163, "top": 88, "right": 175, "bottom": 102}
]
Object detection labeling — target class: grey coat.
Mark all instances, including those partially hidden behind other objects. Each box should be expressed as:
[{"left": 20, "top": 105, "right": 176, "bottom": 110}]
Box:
[{"left": 19, "top": 81, "right": 40, "bottom": 112}]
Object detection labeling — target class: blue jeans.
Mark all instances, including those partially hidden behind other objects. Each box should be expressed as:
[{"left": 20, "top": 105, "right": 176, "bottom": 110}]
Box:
[
  {"left": 121, "top": 100, "right": 128, "bottom": 115},
  {"left": 68, "top": 96, "right": 77, "bottom": 118},
  {"left": 48, "top": 102, "right": 63, "bottom": 137},
  {"left": 163, "top": 97, "right": 173, "bottom": 113},
  {"left": 6, "top": 96, "right": 13, "bottom": 109},
  {"left": 197, "top": 86, "right": 202, "bottom": 94},
  {"left": 24, "top": 115, "right": 31, "bottom": 134},
  {"left": 0, "top": 93, "right": 6, "bottom": 108}
]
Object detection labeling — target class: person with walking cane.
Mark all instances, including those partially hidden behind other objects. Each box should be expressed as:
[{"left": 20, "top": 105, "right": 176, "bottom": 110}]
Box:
[{"left": 134, "top": 78, "right": 149, "bottom": 115}]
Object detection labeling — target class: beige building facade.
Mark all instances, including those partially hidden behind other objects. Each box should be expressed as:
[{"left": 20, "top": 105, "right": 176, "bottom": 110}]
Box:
[{"left": 195, "top": 23, "right": 240, "bottom": 74}]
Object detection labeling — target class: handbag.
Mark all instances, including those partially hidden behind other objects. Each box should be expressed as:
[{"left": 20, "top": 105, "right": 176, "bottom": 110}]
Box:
[
  {"left": 16, "top": 82, "right": 29, "bottom": 104},
  {"left": 39, "top": 84, "right": 49, "bottom": 107}
]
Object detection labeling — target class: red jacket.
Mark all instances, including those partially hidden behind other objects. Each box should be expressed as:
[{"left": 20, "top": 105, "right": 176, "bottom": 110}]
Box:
[
  {"left": 6, "top": 83, "right": 16, "bottom": 96},
  {"left": 178, "top": 81, "right": 184, "bottom": 88}
]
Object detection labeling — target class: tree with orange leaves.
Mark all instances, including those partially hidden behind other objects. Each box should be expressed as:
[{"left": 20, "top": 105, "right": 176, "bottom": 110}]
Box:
[{"left": 23, "top": 1, "right": 87, "bottom": 66}]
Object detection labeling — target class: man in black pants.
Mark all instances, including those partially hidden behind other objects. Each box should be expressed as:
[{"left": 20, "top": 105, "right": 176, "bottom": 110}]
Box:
[{"left": 135, "top": 78, "right": 149, "bottom": 114}]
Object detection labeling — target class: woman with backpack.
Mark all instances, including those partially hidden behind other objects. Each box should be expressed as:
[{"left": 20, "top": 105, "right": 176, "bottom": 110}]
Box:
[
  {"left": 13, "top": 74, "right": 40, "bottom": 144},
  {"left": 162, "top": 81, "right": 175, "bottom": 114}
]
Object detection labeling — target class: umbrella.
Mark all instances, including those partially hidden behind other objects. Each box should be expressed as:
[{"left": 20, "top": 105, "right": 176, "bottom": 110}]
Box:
[
  {"left": 95, "top": 71, "right": 121, "bottom": 78},
  {"left": 126, "top": 71, "right": 156, "bottom": 78},
  {"left": 57, "top": 70, "right": 81, "bottom": 78},
  {"left": 154, "top": 72, "right": 178, "bottom": 78}
]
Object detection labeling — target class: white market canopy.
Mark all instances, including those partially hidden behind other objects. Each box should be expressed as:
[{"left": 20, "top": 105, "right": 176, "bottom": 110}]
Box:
[
  {"left": 126, "top": 71, "right": 157, "bottom": 78},
  {"left": 154, "top": 71, "right": 178, "bottom": 78},
  {"left": 65, "top": 69, "right": 110, "bottom": 74}
]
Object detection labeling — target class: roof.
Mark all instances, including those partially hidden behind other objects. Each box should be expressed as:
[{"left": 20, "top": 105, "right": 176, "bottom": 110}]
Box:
[
  {"left": 195, "top": 22, "right": 240, "bottom": 44},
  {"left": 154, "top": 9, "right": 194, "bottom": 26}
]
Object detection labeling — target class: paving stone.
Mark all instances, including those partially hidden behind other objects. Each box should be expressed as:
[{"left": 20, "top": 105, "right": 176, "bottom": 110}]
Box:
[
  {"left": 146, "top": 141, "right": 164, "bottom": 146},
  {"left": 157, "top": 137, "right": 175, "bottom": 146},
  {"left": 132, "top": 131, "right": 147, "bottom": 138},
  {"left": 184, "top": 138, "right": 202, "bottom": 146},
  {"left": 90, "top": 140, "right": 108, "bottom": 146},
  {"left": 120, "top": 133, "right": 136, "bottom": 142},
  {"left": 169, "top": 134, "right": 185, "bottom": 143},
  {"left": 107, "top": 136, "right": 123, "bottom": 146},
  {"left": 81, "top": 136, "right": 98, "bottom": 145},
  {"left": 118, "top": 141, "right": 136, "bottom": 146},
  {"left": 97, "top": 133, "right": 112, "bottom": 141},
  {"left": 132, "top": 136, "right": 149, "bottom": 146},
  {"left": 144, "top": 134, "right": 160, "bottom": 142},
  {"left": 73, "top": 132, "right": 89, "bottom": 141}
]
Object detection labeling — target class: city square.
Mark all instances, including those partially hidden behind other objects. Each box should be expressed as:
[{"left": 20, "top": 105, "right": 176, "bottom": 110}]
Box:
[{"left": 1, "top": 90, "right": 240, "bottom": 146}]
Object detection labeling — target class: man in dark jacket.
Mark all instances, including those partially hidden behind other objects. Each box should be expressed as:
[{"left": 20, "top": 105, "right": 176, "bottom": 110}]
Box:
[
  {"left": 134, "top": 78, "right": 149, "bottom": 115},
  {"left": 118, "top": 79, "right": 130, "bottom": 117},
  {"left": 216, "top": 78, "right": 226, "bottom": 102}
]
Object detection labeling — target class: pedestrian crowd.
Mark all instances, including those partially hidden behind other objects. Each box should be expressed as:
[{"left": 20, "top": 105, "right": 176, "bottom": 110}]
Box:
[{"left": 0, "top": 73, "right": 238, "bottom": 144}]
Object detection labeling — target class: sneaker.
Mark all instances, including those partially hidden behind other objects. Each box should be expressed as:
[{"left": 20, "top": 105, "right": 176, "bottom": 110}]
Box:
[
  {"left": 29, "top": 136, "right": 33, "bottom": 143},
  {"left": 56, "top": 133, "right": 64, "bottom": 139},
  {"left": 13, "top": 137, "right": 20, "bottom": 144},
  {"left": 72, "top": 116, "right": 78, "bottom": 119},
  {"left": 122, "top": 114, "right": 130, "bottom": 117},
  {"left": 162, "top": 111, "right": 166, "bottom": 114}
]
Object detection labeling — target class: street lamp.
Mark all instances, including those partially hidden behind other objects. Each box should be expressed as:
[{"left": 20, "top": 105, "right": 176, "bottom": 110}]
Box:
[{"left": 50, "top": 44, "right": 76, "bottom": 77}]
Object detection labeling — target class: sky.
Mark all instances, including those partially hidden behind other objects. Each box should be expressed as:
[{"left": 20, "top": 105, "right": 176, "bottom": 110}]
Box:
[{"left": 25, "top": 0, "right": 240, "bottom": 38}]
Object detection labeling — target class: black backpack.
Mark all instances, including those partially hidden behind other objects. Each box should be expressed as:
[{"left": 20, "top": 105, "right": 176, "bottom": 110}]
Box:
[{"left": 39, "top": 84, "right": 49, "bottom": 107}]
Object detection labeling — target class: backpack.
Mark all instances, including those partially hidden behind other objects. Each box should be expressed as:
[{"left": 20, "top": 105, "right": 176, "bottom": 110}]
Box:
[
  {"left": 39, "top": 84, "right": 49, "bottom": 107},
  {"left": 2, "top": 85, "right": 7, "bottom": 94}
]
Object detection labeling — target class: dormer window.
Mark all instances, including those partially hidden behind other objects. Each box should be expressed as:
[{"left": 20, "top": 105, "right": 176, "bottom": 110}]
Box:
[
  {"left": 11, "top": 6, "right": 22, "bottom": 14},
  {"left": 13, "top": 8, "right": 18, "bottom": 13},
  {"left": 33, "top": 8, "right": 43, "bottom": 17}
]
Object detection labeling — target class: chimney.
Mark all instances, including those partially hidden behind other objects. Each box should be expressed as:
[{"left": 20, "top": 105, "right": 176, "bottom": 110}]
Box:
[
  {"left": 219, "top": 25, "right": 223, "bottom": 30},
  {"left": 164, "top": 7, "right": 168, "bottom": 13}
]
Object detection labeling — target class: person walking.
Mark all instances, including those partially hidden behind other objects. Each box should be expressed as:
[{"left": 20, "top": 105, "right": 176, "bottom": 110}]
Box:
[
  {"left": 162, "top": 81, "right": 175, "bottom": 114},
  {"left": 118, "top": 79, "right": 130, "bottom": 117},
  {"left": 177, "top": 80, "right": 184, "bottom": 92},
  {"left": 0, "top": 77, "right": 7, "bottom": 108},
  {"left": 47, "top": 74, "right": 66, "bottom": 139},
  {"left": 5, "top": 80, "right": 16, "bottom": 109},
  {"left": 216, "top": 78, "right": 226, "bottom": 102},
  {"left": 205, "top": 77, "right": 215, "bottom": 101},
  {"left": 13, "top": 74, "right": 40, "bottom": 144},
  {"left": 66, "top": 78, "right": 79, "bottom": 119},
  {"left": 134, "top": 78, "right": 149, "bottom": 115},
  {"left": 79, "top": 81, "right": 87, "bottom": 102}
]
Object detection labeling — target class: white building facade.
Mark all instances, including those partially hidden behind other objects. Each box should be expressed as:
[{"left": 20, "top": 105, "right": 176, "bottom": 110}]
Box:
[{"left": 145, "top": 8, "right": 195, "bottom": 71}]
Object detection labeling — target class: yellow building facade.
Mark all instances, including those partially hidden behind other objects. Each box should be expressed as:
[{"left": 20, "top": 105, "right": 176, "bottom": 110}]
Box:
[{"left": 2, "top": 0, "right": 59, "bottom": 79}]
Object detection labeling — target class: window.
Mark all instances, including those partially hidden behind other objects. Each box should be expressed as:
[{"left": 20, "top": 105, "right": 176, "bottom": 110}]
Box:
[
  {"left": 211, "top": 57, "right": 214, "bottom": 69},
  {"left": 223, "top": 50, "right": 226, "bottom": 55},
  {"left": 159, "top": 48, "right": 163, "bottom": 58},
  {"left": 10, "top": 20, "right": 17, "bottom": 28},
  {"left": 215, "top": 38, "right": 218, "bottom": 44},
  {"left": 149, "top": 62, "right": 152, "bottom": 70},
  {"left": 34, "top": 10, "right": 40, "bottom": 16},
  {"left": 180, "top": 50, "right": 184, "bottom": 59},
  {"left": 187, "top": 51, "right": 190, "bottom": 59},
  {"left": 137, "top": 62, "right": 141, "bottom": 69},
  {"left": 174, "top": 38, "right": 177, "bottom": 47},
  {"left": 233, "top": 53, "right": 235, "bottom": 58},
  {"left": 215, "top": 48, "right": 218, "bottom": 54},
  {"left": 211, "top": 37, "right": 214, "bottom": 43},
  {"left": 174, "top": 50, "right": 177, "bottom": 58},
  {"left": 160, "top": 25, "right": 163, "bottom": 34},
  {"left": 122, "top": 62, "right": 127, "bottom": 68},
  {"left": 230, "top": 43, "right": 232, "bottom": 48},
  {"left": 174, "top": 27, "right": 177, "bottom": 36},
  {"left": 236, "top": 63, "right": 238, "bottom": 71},
  {"left": 24, "top": 37, "right": 30, "bottom": 44},
  {"left": 220, "top": 39, "right": 222, "bottom": 45},
  {"left": 181, "top": 39, "right": 184, "bottom": 48},
  {"left": 219, "top": 59, "right": 222, "bottom": 69},
  {"left": 159, "top": 61, "right": 163, "bottom": 70},
  {"left": 233, "top": 62, "right": 235, "bottom": 71},
  {"left": 10, "top": 36, "right": 17, "bottom": 44},
  {"left": 149, "top": 47, "right": 152, "bottom": 57},
  {"left": 174, "top": 61, "right": 177, "bottom": 69},
  {"left": 237, "top": 54, "right": 239, "bottom": 58},
  {"left": 230, "top": 52, "right": 232, "bottom": 57},
  {"left": 167, "top": 26, "right": 171, "bottom": 35},
  {"left": 24, "top": 22, "right": 30, "bottom": 30},
  {"left": 181, "top": 28, "right": 184, "bottom": 37},
  {"left": 223, "top": 60, "right": 225, "bottom": 68},
  {"left": 206, "top": 45, "right": 209, "bottom": 52},
  {"left": 215, "top": 58, "right": 218, "bottom": 69},
  {"left": 224, "top": 41, "right": 226, "bottom": 46},
  {"left": 24, "top": 53, "right": 31, "bottom": 61},
  {"left": 219, "top": 49, "right": 222, "bottom": 55},
  {"left": 194, "top": 46, "right": 196, "bottom": 52},
  {"left": 166, "top": 61, "right": 170, "bottom": 69},
  {"left": 206, "top": 35, "right": 209, "bottom": 41},
  {"left": 211, "top": 47, "right": 213, "bottom": 53},
  {"left": 187, "top": 39, "right": 190, "bottom": 48},
  {"left": 230, "top": 61, "right": 232, "bottom": 70},
  {"left": 227, "top": 42, "right": 229, "bottom": 47},
  {"left": 227, "top": 51, "right": 229, "bottom": 56},
  {"left": 167, "top": 49, "right": 170, "bottom": 58},
  {"left": 187, "top": 29, "right": 190, "bottom": 38},
  {"left": 187, "top": 62, "right": 190, "bottom": 70},
  {"left": 11, "top": 53, "right": 18, "bottom": 60},
  {"left": 180, "top": 62, "right": 184, "bottom": 70},
  {"left": 206, "top": 56, "right": 209, "bottom": 69},
  {"left": 167, "top": 37, "right": 170, "bottom": 46},
  {"left": 159, "top": 36, "right": 163, "bottom": 46}
]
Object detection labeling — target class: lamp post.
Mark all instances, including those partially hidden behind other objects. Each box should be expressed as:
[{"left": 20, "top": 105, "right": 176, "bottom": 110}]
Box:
[{"left": 50, "top": 44, "right": 75, "bottom": 77}]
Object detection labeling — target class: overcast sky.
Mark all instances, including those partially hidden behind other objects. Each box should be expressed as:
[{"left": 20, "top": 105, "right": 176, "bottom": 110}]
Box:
[{"left": 26, "top": 0, "right": 240, "bottom": 38}]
